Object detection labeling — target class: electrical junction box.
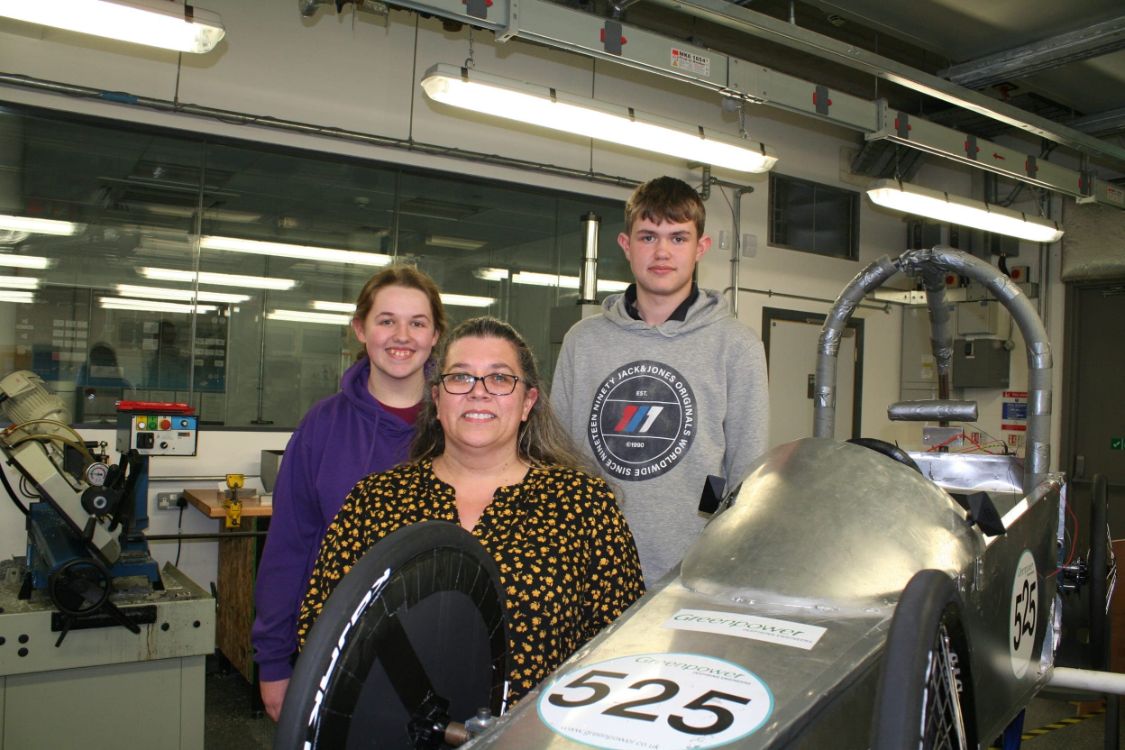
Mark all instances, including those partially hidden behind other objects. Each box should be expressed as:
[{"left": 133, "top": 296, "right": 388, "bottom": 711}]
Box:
[
  {"left": 956, "top": 300, "right": 1007, "bottom": 337},
  {"left": 900, "top": 304, "right": 953, "bottom": 401},
  {"left": 115, "top": 401, "right": 198, "bottom": 456},
  {"left": 907, "top": 220, "right": 962, "bottom": 251},
  {"left": 952, "top": 338, "right": 1010, "bottom": 389}
]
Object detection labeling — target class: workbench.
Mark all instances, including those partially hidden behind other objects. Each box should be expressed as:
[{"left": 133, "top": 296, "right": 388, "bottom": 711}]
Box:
[
  {"left": 184, "top": 489, "right": 271, "bottom": 687},
  {"left": 0, "top": 559, "right": 214, "bottom": 749}
]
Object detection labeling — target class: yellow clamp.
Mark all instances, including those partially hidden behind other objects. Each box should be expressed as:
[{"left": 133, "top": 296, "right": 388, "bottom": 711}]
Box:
[
  {"left": 224, "top": 473, "right": 245, "bottom": 528},
  {"left": 224, "top": 497, "right": 243, "bottom": 529}
]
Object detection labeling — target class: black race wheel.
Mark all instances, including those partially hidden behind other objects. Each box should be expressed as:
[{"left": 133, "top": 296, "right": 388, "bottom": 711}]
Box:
[
  {"left": 872, "top": 569, "right": 976, "bottom": 750},
  {"left": 276, "top": 521, "right": 509, "bottom": 750}
]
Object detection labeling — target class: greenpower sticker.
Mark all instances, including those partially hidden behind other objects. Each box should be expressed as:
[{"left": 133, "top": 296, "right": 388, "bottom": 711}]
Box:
[
  {"left": 663, "top": 609, "right": 827, "bottom": 650},
  {"left": 538, "top": 653, "right": 773, "bottom": 749}
]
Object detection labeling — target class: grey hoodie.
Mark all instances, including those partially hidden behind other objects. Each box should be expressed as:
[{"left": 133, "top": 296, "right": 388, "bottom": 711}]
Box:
[{"left": 552, "top": 287, "right": 769, "bottom": 583}]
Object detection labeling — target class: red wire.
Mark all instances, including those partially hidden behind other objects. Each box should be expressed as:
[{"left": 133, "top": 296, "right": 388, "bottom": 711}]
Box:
[
  {"left": 1047, "top": 500, "right": 1080, "bottom": 579},
  {"left": 927, "top": 431, "right": 966, "bottom": 452},
  {"left": 927, "top": 430, "right": 1005, "bottom": 455}
]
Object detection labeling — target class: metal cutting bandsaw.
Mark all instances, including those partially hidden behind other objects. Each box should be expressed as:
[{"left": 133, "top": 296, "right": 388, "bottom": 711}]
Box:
[{"left": 0, "top": 370, "right": 198, "bottom": 640}]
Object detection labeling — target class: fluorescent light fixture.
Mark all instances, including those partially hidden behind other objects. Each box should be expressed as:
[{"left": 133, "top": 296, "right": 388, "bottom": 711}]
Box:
[
  {"left": 136, "top": 236, "right": 192, "bottom": 257},
  {"left": 0, "top": 291, "right": 34, "bottom": 303},
  {"left": 315, "top": 293, "right": 495, "bottom": 311},
  {"left": 0, "top": 275, "right": 39, "bottom": 289},
  {"left": 474, "top": 267, "right": 510, "bottom": 282},
  {"left": 512, "top": 271, "right": 629, "bottom": 293},
  {"left": 140, "top": 204, "right": 261, "bottom": 223},
  {"left": 116, "top": 284, "right": 249, "bottom": 303},
  {"left": 268, "top": 309, "right": 351, "bottom": 326},
  {"left": 99, "top": 297, "right": 216, "bottom": 314},
  {"left": 440, "top": 293, "right": 495, "bottom": 308},
  {"left": 0, "top": 0, "right": 225, "bottom": 54},
  {"left": 312, "top": 301, "right": 355, "bottom": 313},
  {"left": 0, "top": 214, "right": 79, "bottom": 236},
  {"left": 425, "top": 234, "right": 487, "bottom": 251},
  {"left": 0, "top": 254, "right": 51, "bottom": 269},
  {"left": 139, "top": 267, "right": 297, "bottom": 291},
  {"left": 421, "top": 64, "right": 778, "bottom": 174},
  {"left": 866, "top": 179, "right": 1064, "bottom": 244},
  {"left": 200, "top": 236, "right": 392, "bottom": 267}
]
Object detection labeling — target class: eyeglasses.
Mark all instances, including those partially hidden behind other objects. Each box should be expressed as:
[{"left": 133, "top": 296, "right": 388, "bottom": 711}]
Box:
[{"left": 439, "top": 372, "right": 522, "bottom": 395}]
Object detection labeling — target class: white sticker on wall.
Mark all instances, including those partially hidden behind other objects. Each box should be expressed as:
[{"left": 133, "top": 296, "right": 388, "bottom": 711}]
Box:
[
  {"left": 670, "top": 48, "right": 711, "bottom": 77},
  {"left": 663, "top": 609, "right": 827, "bottom": 650},
  {"left": 537, "top": 653, "right": 772, "bottom": 750},
  {"left": 1009, "top": 549, "right": 1038, "bottom": 678}
]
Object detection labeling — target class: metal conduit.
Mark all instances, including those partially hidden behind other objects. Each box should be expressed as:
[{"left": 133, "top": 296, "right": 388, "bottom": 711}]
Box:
[
  {"left": 920, "top": 267, "right": 954, "bottom": 405},
  {"left": 730, "top": 286, "right": 892, "bottom": 313},
  {"left": 813, "top": 255, "right": 900, "bottom": 440}
]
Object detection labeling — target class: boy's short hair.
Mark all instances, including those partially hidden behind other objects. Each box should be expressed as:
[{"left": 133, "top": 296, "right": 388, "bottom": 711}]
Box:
[{"left": 624, "top": 176, "right": 706, "bottom": 236}]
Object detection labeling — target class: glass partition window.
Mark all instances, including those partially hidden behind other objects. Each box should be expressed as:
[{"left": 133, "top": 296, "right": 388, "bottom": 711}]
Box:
[{"left": 0, "top": 105, "right": 628, "bottom": 427}]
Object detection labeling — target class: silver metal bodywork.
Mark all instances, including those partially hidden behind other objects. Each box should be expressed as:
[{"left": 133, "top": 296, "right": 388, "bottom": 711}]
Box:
[
  {"left": 469, "top": 248, "right": 1065, "bottom": 748},
  {"left": 470, "top": 439, "right": 1063, "bottom": 748}
]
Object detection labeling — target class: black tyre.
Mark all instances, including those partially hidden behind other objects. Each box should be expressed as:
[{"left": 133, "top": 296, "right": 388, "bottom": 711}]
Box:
[
  {"left": 872, "top": 569, "right": 976, "bottom": 750},
  {"left": 1089, "top": 474, "right": 1112, "bottom": 671},
  {"left": 847, "top": 437, "right": 923, "bottom": 474},
  {"left": 1090, "top": 475, "right": 1120, "bottom": 750},
  {"left": 275, "top": 521, "right": 509, "bottom": 750}
]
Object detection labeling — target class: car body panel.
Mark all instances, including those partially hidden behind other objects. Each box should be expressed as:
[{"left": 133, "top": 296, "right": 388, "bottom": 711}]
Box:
[{"left": 469, "top": 438, "right": 1063, "bottom": 749}]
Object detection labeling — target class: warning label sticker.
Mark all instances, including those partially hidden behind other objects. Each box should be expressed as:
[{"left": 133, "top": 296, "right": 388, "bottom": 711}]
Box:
[
  {"left": 671, "top": 48, "right": 711, "bottom": 77},
  {"left": 1002, "top": 390, "right": 1028, "bottom": 455}
]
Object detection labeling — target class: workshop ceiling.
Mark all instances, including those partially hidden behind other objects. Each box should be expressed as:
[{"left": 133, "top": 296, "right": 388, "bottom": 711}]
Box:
[
  {"left": 8, "top": 0, "right": 1125, "bottom": 260},
  {"left": 805, "top": 0, "right": 1125, "bottom": 134},
  {"left": 618, "top": 0, "right": 1125, "bottom": 165}
]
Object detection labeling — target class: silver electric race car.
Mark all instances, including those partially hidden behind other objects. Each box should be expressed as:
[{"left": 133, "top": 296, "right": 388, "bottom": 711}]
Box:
[{"left": 277, "top": 247, "right": 1114, "bottom": 750}]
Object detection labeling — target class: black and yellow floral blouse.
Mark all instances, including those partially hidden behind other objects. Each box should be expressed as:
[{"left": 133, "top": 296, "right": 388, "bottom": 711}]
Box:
[{"left": 296, "top": 458, "right": 645, "bottom": 702}]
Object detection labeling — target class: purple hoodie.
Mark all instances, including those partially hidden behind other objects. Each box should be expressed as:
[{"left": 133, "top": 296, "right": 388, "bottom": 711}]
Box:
[{"left": 251, "top": 358, "right": 416, "bottom": 682}]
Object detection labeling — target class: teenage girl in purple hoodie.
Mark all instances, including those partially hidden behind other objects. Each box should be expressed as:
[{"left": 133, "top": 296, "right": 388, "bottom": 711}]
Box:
[{"left": 251, "top": 265, "right": 447, "bottom": 721}]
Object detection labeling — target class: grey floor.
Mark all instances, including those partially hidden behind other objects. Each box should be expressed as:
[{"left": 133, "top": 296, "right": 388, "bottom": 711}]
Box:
[
  {"left": 205, "top": 659, "right": 276, "bottom": 749},
  {"left": 1019, "top": 695, "right": 1120, "bottom": 750},
  {"left": 202, "top": 661, "right": 1122, "bottom": 749}
]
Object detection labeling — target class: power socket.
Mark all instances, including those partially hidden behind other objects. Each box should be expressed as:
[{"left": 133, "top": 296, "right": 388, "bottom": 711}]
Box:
[{"left": 157, "top": 492, "right": 184, "bottom": 511}]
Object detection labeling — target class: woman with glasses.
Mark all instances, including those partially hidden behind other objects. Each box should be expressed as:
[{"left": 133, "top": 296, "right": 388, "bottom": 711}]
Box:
[
  {"left": 296, "top": 316, "right": 644, "bottom": 703},
  {"left": 253, "top": 265, "right": 447, "bottom": 721}
]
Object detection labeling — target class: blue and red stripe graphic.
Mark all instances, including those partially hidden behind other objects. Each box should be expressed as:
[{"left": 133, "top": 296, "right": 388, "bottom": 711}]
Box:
[{"left": 612, "top": 405, "right": 665, "bottom": 433}]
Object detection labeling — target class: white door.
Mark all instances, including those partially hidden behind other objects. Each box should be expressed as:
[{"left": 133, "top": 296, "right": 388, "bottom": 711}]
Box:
[{"left": 767, "top": 315, "right": 857, "bottom": 448}]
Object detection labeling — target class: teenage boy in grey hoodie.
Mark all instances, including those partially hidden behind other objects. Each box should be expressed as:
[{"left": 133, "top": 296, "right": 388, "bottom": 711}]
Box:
[{"left": 552, "top": 176, "right": 769, "bottom": 583}]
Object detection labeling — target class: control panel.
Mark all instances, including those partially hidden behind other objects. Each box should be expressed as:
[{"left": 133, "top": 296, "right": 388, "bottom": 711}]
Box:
[{"left": 115, "top": 402, "right": 198, "bottom": 456}]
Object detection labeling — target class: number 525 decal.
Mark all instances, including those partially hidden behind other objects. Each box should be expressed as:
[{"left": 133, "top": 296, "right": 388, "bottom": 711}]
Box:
[
  {"left": 537, "top": 654, "right": 773, "bottom": 750},
  {"left": 1008, "top": 550, "right": 1039, "bottom": 679}
]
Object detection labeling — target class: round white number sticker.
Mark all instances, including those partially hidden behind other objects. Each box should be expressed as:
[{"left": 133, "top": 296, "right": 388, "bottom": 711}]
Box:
[
  {"left": 1009, "top": 549, "right": 1038, "bottom": 678},
  {"left": 537, "top": 653, "right": 773, "bottom": 749}
]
